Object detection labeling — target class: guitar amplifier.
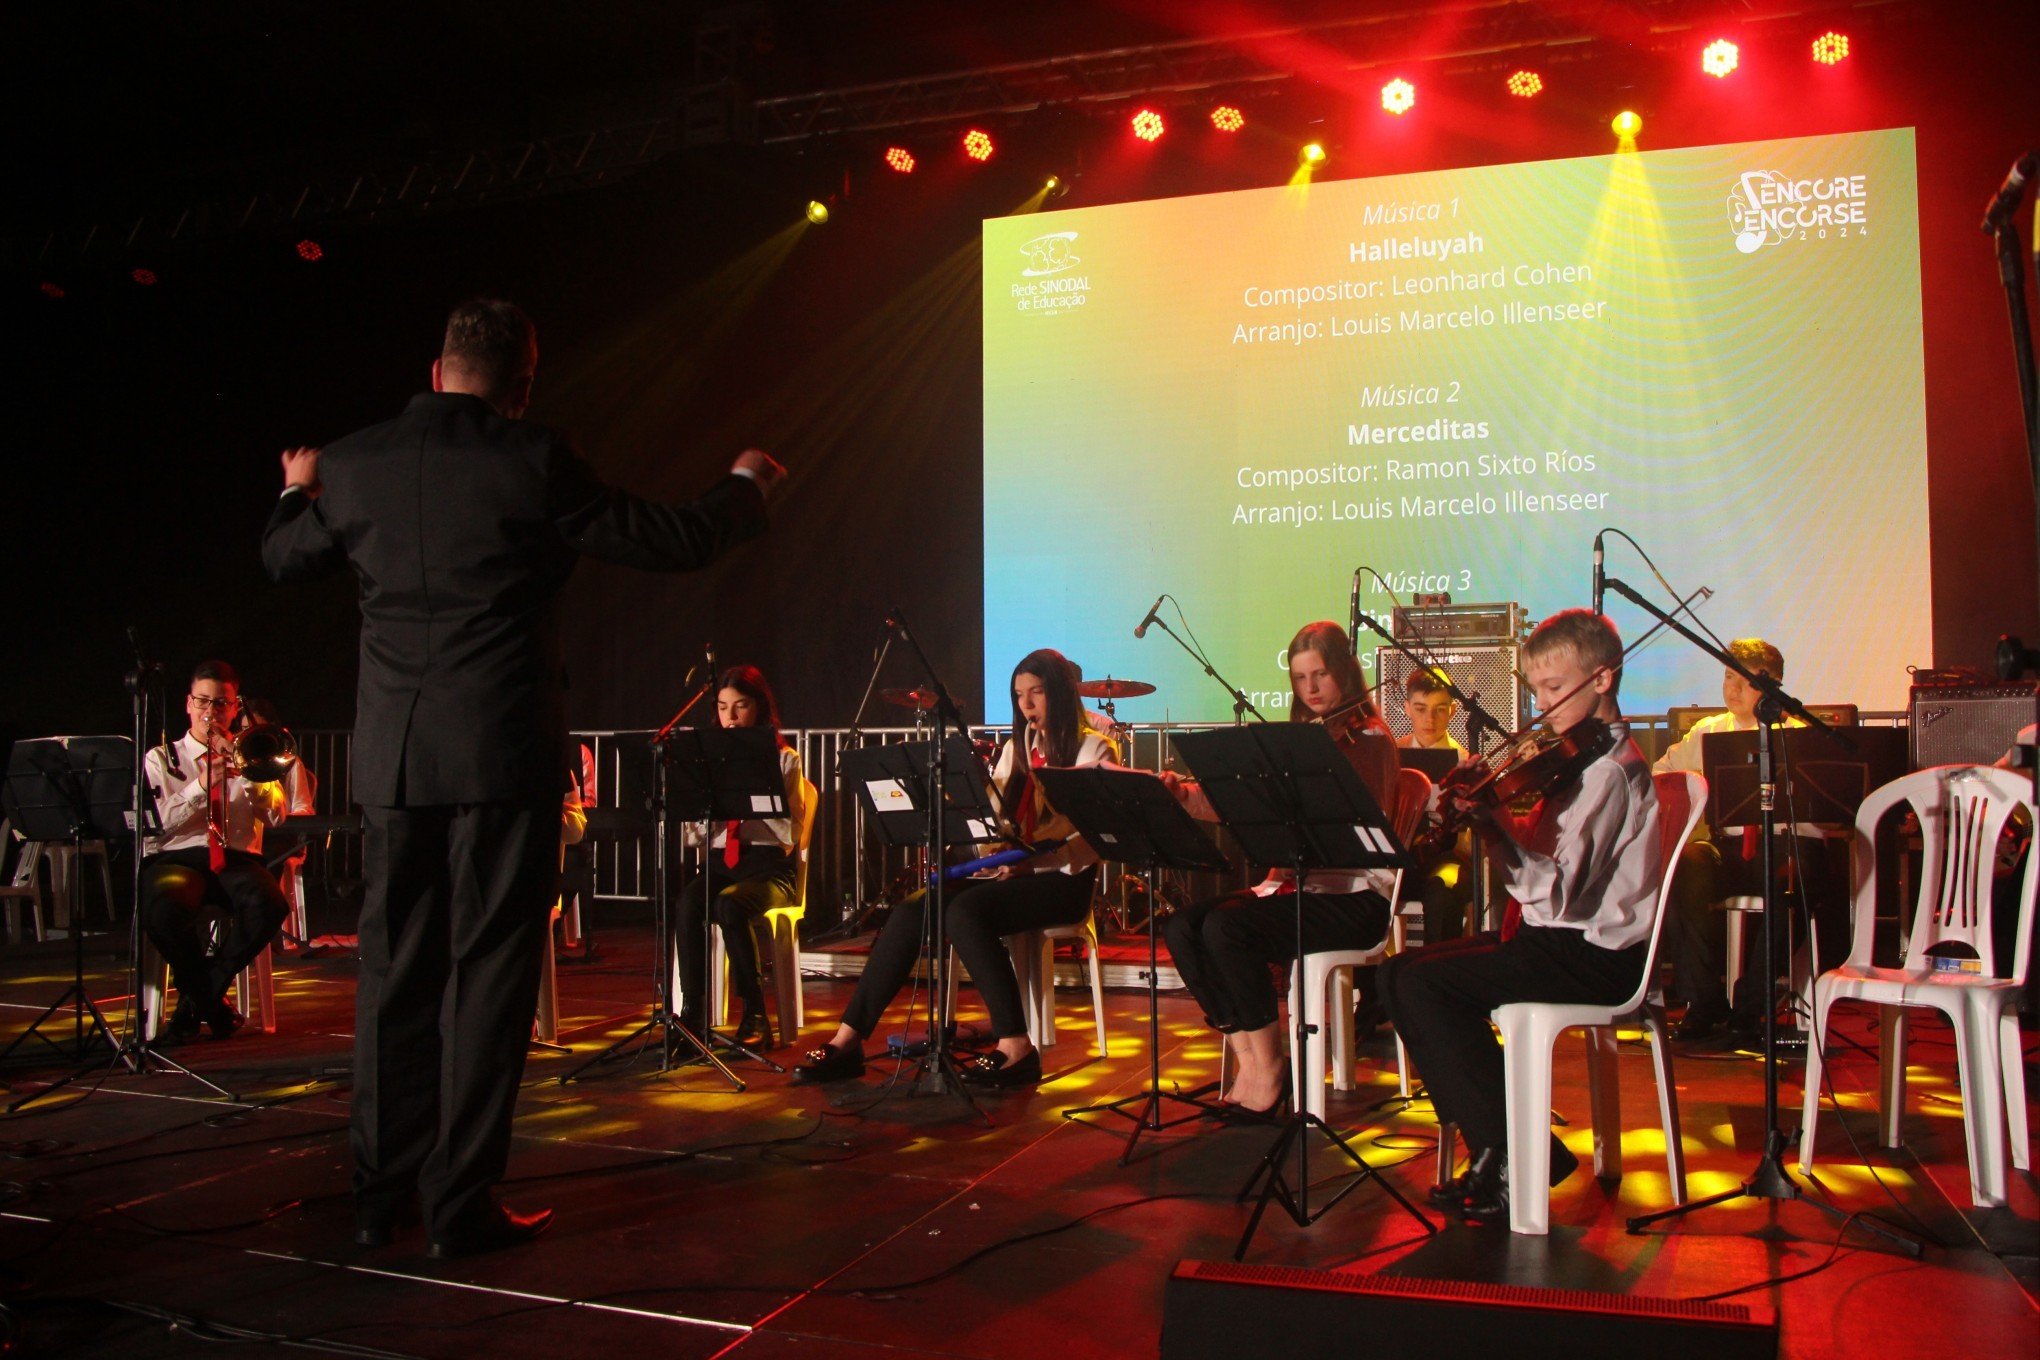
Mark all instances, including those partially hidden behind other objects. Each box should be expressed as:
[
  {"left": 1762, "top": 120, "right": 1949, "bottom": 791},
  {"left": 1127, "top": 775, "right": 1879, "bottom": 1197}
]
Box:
[
  {"left": 1390, "top": 600, "right": 1526, "bottom": 643},
  {"left": 1376, "top": 644, "right": 1533, "bottom": 751},
  {"left": 1908, "top": 682, "right": 2040, "bottom": 769}
]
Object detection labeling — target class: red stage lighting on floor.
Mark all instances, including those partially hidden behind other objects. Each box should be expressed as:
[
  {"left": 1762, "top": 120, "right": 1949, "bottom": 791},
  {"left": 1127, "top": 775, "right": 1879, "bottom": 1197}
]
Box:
[
  {"left": 1812, "top": 31, "right": 1850, "bottom": 65},
  {"left": 1381, "top": 79, "right": 1416, "bottom": 115},
  {"left": 39, "top": 281, "right": 64, "bottom": 299},
  {"left": 1702, "top": 39, "right": 1740, "bottom": 78},
  {"left": 884, "top": 146, "right": 916, "bottom": 173},
  {"left": 1211, "top": 105, "right": 1244, "bottom": 133},
  {"left": 1131, "top": 108, "right": 1165, "bottom": 142},
  {"left": 131, "top": 267, "right": 157, "bottom": 286},
  {"left": 963, "top": 129, "right": 994, "bottom": 162},
  {"left": 1507, "top": 70, "right": 1543, "bottom": 98},
  {"left": 296, "top": 239, "right": 324, "bottom": 262}
]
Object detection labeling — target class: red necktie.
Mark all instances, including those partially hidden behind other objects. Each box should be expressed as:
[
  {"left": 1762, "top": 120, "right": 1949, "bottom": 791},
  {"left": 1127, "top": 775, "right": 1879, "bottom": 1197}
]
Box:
[
  {"left": 1741, "top": 825, "right": 1760, "bottom": 862},
  {"left": 724, "top": 819, "right": 742, "bottom": 869},
  {"left": 207, "top": 767, "right": 227, "bottom": 874}
]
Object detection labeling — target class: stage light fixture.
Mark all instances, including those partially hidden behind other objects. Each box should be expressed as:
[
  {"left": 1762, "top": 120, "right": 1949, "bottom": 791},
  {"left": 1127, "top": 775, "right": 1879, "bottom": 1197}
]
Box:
[
  {"left": 805, "top": 200, "right": 830, "bottom": 224},
  {"left": 1702, "top": 39, "right": 1739, "bottom": 78},
  {"left": 39, "top": 281, "right": 64, "bottom": 299},
  {"left": 963, "top": 129, "right": 995, "bottom": 162},
  {"left": 1044, "top": 175, "right": 1061, "bottom": 191},
  {"left": 296, "top": 239, "right": 324, "bottom": 262},
  {"left": 1611, "top": 110, "right": 1643, "bottom": 139},
  {"left": 1132, "top": 108, "right": 1165, "bottom": 142},
  {"left": 131, "top": 267, "right": 157, "bottom": 286},
  {"left": 1381, "top": 79, "right": 1416, "bottom": 115},
  {"left": 1812, "top": 31, "right": 1849, "bottom": 65},
  {"left": 1211, "top": 105, "right": 1244, "bottom": 132},
  {"left": 884, "top": 146, "right": 916, "bottom": 173},
  {"left": 1300, "top": 142, "right": 1326, "bottom": 164},
  {"left": 1507, "top": 70, "right": 1543, "bottom": 98}
]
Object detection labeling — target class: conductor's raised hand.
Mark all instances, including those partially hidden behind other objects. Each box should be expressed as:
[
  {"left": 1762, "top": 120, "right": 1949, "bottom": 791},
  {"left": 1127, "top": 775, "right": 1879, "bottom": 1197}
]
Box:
[
  {"left": 731, "top": 448, "right": 787, "bottom": 496},
  {"left": 280, "top": 446, "right": 322, "bottom": 495}
]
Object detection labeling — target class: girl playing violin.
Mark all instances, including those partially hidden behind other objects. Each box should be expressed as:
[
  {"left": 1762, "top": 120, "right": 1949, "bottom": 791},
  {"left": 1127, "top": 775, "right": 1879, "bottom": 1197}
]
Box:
[
  {"left": 796, "top": 648, "right": 1118, "bottom": 1088},
  {"left": 1160, "top": 621, "right": 1401, "bottom": 1115}
]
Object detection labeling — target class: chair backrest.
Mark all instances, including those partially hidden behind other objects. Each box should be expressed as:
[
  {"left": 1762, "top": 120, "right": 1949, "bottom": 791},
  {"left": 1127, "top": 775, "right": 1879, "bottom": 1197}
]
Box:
[
  {"left": 1616, "top": 770, "right": 1708, "bottom": 1014},
  {"left": 792, "top": 776, "right": 819, "bottom": 909},
  {"left": 1392, "top": 767, "right": 1432, "bottom": 844},
  {"left": 1846, "top": 764, "right": 2037, "bottom": 983}
]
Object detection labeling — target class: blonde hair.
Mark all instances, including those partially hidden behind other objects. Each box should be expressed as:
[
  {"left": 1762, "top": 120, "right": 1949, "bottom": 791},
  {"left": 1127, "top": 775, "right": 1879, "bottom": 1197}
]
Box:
[
  {"left": 1725, "top": 637, "right": 1784, "bottom": 679},
  {"left": 1525, "top": 609, "right": 1624, "bottom": 697}
]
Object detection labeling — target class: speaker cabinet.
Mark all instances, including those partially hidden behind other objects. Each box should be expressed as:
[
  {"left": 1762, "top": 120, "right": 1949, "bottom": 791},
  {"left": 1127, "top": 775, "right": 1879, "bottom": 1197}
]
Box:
[
  {"left": 1908, "top": 682, "right": 2040, "bottom": 769},
  {"left": 1376, "top": 644, "right": 1532, "bottom": 750},
  {"left": 1163, "top": 1260, "right": 1778, "bottom": 1360}
]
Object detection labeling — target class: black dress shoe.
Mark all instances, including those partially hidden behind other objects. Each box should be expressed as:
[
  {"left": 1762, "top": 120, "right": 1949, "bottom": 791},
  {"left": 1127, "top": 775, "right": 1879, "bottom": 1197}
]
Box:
[
  {"left": 353, "top": 1221, "right": 395, "bottom": 1248},
  {"left": 1429, "top": 1159, "right": 1474, "bottom": 1207},
  {"left": 163, "top": 998, "right": 202, "bottom": 1045},
  {"left": 958, "top": 1048, "right": 1042, "bottom": 1088},
  {"left": 204, "top": 1000, "right": 245, "bottom": 1041},
  {"left": 732, "top": 999, "right": 773, "bottom": 1048},
  {"left": 426, "top": 1205, "right": 554, "bottom": 1260},
  {"left": 792, "top": 1042, "right": 865, "bottom": 1083},
  {"left": 1458, "top": 1146, "right": 1510, "bottom": 1223},
  {"left": 1673, "top": 1006, "right": 1729, "bottom": 1044}
]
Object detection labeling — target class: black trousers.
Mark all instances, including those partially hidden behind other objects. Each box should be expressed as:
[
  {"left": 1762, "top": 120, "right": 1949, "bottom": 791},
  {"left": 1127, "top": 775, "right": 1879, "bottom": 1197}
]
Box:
[
  {"left": 1379, "top": 925, "right": 1647, "bottom": 1152},
  {"left": 139, "top": 848, "right": 288, "bottom": 1012},
  {"left": 676, "top": 846, "right": 797, "bottom": 1019},
  {"left": 1164, "top": 886, "right": 1391, "bottom": 1033},
  {"left": 840, "top": 869, "right": 1096, "bottom": 1041},
  {"left": 1661, "top": 833, "right": 1849, "bottom": 1017},
  {"left": 352, "top": 800, "right": 559, "bottom": 1239}
]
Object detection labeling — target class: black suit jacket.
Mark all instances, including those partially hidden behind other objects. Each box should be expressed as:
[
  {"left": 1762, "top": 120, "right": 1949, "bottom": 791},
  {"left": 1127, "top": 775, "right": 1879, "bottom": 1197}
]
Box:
[{"left": 262, "top": 392, "right": 766, "bottom": 808}]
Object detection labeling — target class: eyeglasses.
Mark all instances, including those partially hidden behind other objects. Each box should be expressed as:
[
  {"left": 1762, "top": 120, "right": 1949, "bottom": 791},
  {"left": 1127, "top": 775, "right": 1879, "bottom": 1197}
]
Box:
[{"left": 188, "top": 694, "right": 239, "bottom": 712}]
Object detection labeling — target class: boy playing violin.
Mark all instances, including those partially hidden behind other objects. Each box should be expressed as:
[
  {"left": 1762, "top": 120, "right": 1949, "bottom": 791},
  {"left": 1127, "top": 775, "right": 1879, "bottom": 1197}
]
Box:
[{"left": 1378, "top": 610, "right": 1662, "bottom": 1223}]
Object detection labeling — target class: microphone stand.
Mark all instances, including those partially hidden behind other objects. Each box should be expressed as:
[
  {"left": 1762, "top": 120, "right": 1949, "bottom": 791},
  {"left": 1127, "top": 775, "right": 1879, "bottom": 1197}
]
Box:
[
  {"left": 811, "top": 629, "right": 896, "bottom": 944},
  {"left": 1139, "top": 607, "right": 1265, "bottom": 725},
  {"left": 1607, "top": 575, "right": 1918, "bottom": 1257},
  {"left": 885, "top": 611, "right": 986, "bottom": 1116},
  {"left": 1985, "top": 173, "right": 2040, "bottom": 603}
]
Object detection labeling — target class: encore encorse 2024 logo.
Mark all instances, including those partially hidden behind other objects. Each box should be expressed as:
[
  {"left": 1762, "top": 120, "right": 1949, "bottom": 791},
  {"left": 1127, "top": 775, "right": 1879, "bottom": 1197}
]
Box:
[{"left": 1726, "top": 170, "right": 1869, "bottom": 254}]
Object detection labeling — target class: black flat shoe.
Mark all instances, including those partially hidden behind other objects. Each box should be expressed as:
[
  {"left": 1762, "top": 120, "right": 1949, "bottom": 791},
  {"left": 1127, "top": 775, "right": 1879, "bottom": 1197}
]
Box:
[
  {"left": 426, "top": 1204, "right": 553, "bottom": 1260},
  {"left": 959, "top": 1048, "right": 1042, "bottom": 1088},
  {"left": 1672, "top": 1007, "right": 1729, "bottom": 1044},
  {"left": 793, "top": 1043, "right": 865, "bottom": 1083}
]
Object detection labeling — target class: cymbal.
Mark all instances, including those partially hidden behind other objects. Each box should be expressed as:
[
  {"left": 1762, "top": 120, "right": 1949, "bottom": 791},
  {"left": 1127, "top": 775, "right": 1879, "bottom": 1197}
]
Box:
[
  {"left": 1078, "top": 677, "right": 1156, "bottom": 699},
  {"left": 880, "top": 686, "right": 940, "bottom": 711}
]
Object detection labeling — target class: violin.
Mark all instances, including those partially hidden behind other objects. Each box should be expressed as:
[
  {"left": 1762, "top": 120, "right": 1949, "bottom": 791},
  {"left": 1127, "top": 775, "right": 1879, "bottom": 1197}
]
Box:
[{"left": 1409, "top": 715, "right": 1617, "bottom": 860}]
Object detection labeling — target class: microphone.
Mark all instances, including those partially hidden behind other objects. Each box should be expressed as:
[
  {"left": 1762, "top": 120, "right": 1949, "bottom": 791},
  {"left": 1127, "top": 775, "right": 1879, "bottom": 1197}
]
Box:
[
  {"left": 1591, "top": 530, "right": 1606, "bottom": 617},
  {"left": 1132, "top": 594, "right": 1165, "bottom": 640},
  {"left": 1349, "top": 567, "right": 1364, "bottom": 641},
  {"left": 704, "top": 640, "right": 716, "bottom": 683},
  {"left": 1982, "top": 151, "right": 2036, "bottom": 234}
]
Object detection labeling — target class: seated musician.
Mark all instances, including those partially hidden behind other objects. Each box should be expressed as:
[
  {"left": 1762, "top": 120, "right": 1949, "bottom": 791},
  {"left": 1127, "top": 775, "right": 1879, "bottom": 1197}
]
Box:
[
  {"left": 139, "top": 661, "right": 299, "bottom": 1041},
  {"left": 796, "top": 648, "right": 1117, "bottom": 1088},
  {"left": 1398, "top": 666, "right": 1477, "bottom": 950},
  {"left": 1652, "top": 637, "right": 1848, "bottom": 1044},
  {"left": 678, "top": 666, "right": 808, "bottom": 1047},
  {"left": 1378, "top": 610, "right": 1661, "bottom": 1221},
  {"left": 1159, "top": 621, "right": 1400, "bottom": 1115}
]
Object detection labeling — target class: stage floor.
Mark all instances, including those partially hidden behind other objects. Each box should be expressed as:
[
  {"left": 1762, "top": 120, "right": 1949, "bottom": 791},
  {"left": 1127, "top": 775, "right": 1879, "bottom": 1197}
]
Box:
[{"left": 0, "top": 919, "right": 2034, "bottom": 1359}]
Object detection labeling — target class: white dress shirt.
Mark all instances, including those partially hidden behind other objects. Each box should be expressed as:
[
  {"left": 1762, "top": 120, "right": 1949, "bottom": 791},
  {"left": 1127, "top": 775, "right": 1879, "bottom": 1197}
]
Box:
[{"left": 144, "top": 731, "right": 289, "bottom": 857}]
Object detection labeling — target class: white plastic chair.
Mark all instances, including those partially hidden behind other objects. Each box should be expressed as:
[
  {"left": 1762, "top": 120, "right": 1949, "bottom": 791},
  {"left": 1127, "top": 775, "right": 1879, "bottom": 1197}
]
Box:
[
  {"left": 1288, "top": 766, "right": 1432, "bottom": 1120},
  {"left": 703, "top": 777, "right": 818, "bottom": 1043},
  {"left": 1798, "top": 764, "right": 2037, "bottom": 1208},
  {"left": 1433, "top": 769, "right": 1706, "bottom": 1234},
  {"left": 1, "top": 819, "right": 47, "bottom": 944},
  {"left": 944, "top": 905, "right": 1108, "bottom": 1055}
]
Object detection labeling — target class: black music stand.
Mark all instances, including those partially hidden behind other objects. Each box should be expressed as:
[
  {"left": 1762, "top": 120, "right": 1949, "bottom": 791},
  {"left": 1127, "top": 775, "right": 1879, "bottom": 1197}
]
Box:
[
  {"left": 667, "top": 724, "right": 789, "bottom": 1071},
  {"left": 839, "top": 735, "right": 998, "bottom": 1109},
  {"left": 1171, "top": 724, "right": 1436, "bottom": 1259},
  {"left": 1042, "top": 766, "right": 1232, "bottom": 1162}
]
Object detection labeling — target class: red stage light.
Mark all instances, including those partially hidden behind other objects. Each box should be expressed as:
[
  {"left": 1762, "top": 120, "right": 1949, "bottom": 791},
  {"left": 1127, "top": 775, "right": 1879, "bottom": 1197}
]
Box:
[
  {"left": 131, "top": 267, "right": 157, "bottom": 286},
  {"left": 1812, "top": 31, "right": 1849, "bottom": 65},
  {"left": 296, "top": 239, "right": 324, "bottom": 262},
  {"left": 963, "top": 129, "right": 994, "bottom": 162},
  {"left": 1131, "top": 108, "right": 1165, "bottom": 142},
  {"left": 39, "top": 281, "right": 64, "bottom": 299},
  {"left": 1507, "top": 70, "right": 1543, "bottom": 98},
  {"left": 1381, "top": 79, "right": 1416, "bottom": 115},
  {"left": 1702, "top": 39, "right": 1739, "bottom": 78},
  {"left": 884, "top": 146, "right": 916, "bottom": 173},
  {"left": 1210, "top": 105, "right": 1244, "bottom": 133}
]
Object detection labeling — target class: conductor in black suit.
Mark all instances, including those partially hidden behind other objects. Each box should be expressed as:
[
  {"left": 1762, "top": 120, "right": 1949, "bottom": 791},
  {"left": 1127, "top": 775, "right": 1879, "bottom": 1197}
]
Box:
[{"left": 262, "top": 298, "right": 783, "bottom": 1258}]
